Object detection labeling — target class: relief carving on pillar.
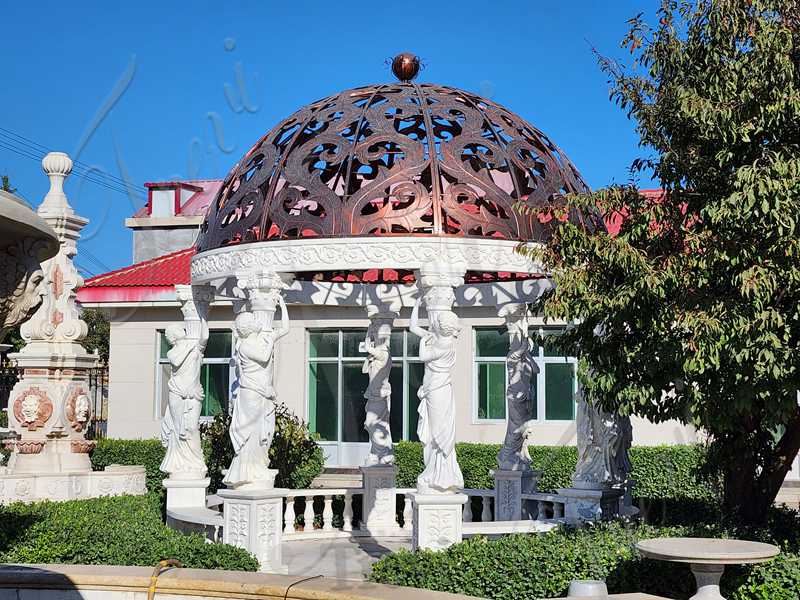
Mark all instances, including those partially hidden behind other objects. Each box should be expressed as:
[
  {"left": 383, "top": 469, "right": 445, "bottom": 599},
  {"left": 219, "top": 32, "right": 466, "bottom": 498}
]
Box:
[
  {"left": 12, "top": 386, "right": 53, "bottom": 431},
  {"left": 64, "top": 386, "right": 91, "bottom": 432}
]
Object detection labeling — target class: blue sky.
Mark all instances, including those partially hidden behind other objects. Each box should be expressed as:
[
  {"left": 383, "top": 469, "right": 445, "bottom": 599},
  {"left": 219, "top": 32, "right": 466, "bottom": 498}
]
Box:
[{"left": 1, "top": 1, "right": 659, "bottom": 275}]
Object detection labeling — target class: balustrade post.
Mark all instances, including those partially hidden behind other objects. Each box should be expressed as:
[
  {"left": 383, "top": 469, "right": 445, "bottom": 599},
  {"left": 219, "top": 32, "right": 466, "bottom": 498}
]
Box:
[
  {"left": 303, "top": 495, "right": 316, "bottom": 532},
  {"left": 283, "top": 496, "right": 296, "bottom": 533},
  {"left": 343, "top": 494, "right": 354, "bottom": 532},
  {"left": 322, "top": 495, "right": 334, "bottom": 531}
]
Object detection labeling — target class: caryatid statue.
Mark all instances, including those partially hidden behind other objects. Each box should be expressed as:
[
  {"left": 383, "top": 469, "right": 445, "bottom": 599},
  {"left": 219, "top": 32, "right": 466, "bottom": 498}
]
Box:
[
  {"left": 496, "top": 304, "right": 538, "bottom": 471},
  {"left": 160, "top": 285, "right": 213, "bottom": 480},
  {"left": 362, "top": 304, "right": 398, "bottom": 466},
  {"left": 410, "top": 263, "right": 466, "bottom": 494},
  {"left": 572, "top": 386, "right": 633, "bottom": 489},
  {"left": 224, "top": 272, "right": 290, "bottom": 490}
]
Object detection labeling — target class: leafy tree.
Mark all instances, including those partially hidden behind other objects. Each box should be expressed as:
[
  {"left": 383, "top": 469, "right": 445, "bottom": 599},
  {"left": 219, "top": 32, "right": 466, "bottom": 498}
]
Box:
[
  {"left": 80, "top": 308, "right": 110, "bottom": 363},
  {"left": 519, "top": 0, "right": 800, "bottom": 524}
]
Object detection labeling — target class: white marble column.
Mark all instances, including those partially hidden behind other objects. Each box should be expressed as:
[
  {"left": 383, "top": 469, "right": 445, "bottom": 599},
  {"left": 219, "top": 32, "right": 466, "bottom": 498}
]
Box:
[
  {"left": 408, "top": 261, "right": 467, "bottom": 550},
  {"left": 493, "top": 303, "right": 541, "bottom": 520},
  {"left": 219, "top": 270, "right": 290, "bottom": 573},
  {"left": 161, "top": 284, "right": 214, "bottom": 510}
]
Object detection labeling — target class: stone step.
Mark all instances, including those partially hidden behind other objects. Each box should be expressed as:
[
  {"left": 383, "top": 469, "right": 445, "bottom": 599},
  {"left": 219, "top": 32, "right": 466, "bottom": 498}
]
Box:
[{"left": 311, "top": 468, "right": 363, "bottom": 489}]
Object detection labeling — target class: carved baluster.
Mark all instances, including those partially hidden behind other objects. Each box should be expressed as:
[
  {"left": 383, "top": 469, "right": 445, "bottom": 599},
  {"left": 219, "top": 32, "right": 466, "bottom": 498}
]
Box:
[
  {"left": 284, "top": 496, "right": 296, "bottom": 532},
  {"left": 343, "top": 493, "right": 354, "bottom": 532},
  {"left": 303, "top": 495, "right": 315, "bottom": 532},
  {"left": 481, "top": 496, "right": 492, "bottom": 522},
  {"left": 402, "top": 494, "right": 413, "bottom": 529},
  {"left": 463, "top": 497, "right": 473, "bottom": 522},
  {"left": 322, "top": 495, "right": 334, "bottom": 531}
]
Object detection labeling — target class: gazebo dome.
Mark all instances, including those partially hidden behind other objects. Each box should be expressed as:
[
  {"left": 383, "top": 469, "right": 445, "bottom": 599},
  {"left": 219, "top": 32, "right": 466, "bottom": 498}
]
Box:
[{"left": 191, "top": 56, "right": 599, "bottom": 284}]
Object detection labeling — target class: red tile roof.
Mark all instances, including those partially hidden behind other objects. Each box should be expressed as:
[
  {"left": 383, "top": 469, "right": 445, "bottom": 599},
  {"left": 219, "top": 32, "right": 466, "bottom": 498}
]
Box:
[
  {"left": 131, "top": 179, "right": 223, "bottom": 218},
  {"left": 82, "top": 247, "right": 194, "bottom": 288}
]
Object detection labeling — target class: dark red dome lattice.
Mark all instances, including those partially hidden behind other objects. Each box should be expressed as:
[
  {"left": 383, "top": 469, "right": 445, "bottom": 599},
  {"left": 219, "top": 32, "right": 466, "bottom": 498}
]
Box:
[{"left": 196, "top": 82, "right": 597, "bottom": 252}]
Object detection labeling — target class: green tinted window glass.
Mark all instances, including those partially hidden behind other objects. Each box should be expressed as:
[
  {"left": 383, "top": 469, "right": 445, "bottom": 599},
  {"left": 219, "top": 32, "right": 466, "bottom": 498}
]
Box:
[
  {"left": 389, "top": 363, "right": 403, "bottom": 440},
  {"left": 545, "top": 362, "right": 575, "bottom": 420},
  {"left": 478, "top": 362, "right": 506, "bottom": 420},
  {"left": 475, "top": 328, "right": 509, "bottom": 358},
  {"left": 309, "top": 331, "right": 339, "bottom": 358},
  {"left": 201, "top": 363, "right": 229, "bottom": 416},
  {"left": 205, "top": 330, "right": 232, "bottom": 359},
  {"left": 309, "top": 363, "right": 338, "bottom": 440},
  {"left": 390, "top": 331, "right": 403, "bottom": 358},
  {"left": 530, "top": 371, "right": 538, "bottom": 420},
  {"left": 342, "top": 363, "right": 369, "bottom": 442},
  {"left": 159, "top": 331, "right": 169, "bottom": 360},
  {"left": 407, "top": 362, "right": 424, "bottom": 442},
  {"left": 407, "top": 333, "right": 420, "bottom": 358},
  {"left": 342, "top": 330, "right": 369, "bottom": 357}
]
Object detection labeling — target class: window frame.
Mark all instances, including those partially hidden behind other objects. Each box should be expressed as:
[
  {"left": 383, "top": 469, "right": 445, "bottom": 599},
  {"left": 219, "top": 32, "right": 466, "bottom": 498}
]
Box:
[
  {"left": 154, "top": 328, "right": 234, "bottom": 423},
  {"left": 306, "top": 328, "right": 423, "bottom": 444},
  {"left": 471, "top": 325, "right": 578, "bottom": 425}
]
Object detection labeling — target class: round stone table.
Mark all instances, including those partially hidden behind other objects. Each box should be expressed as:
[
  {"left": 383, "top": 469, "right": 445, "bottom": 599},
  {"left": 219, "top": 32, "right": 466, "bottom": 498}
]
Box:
[{"left": 636, "top": 538, "right": 779, "bottom": 600}]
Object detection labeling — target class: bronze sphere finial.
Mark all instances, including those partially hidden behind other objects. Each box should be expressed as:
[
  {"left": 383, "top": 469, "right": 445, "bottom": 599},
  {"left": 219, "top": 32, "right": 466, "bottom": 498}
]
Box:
[{"left": 391, "top": 52, "right": 421, "bottom": 82}]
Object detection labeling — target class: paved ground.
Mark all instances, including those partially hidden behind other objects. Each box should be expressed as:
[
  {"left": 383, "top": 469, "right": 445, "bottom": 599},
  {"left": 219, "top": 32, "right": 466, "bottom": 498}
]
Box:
[{"left": 283, "top": 538, "right": 411, "bottom": 580}]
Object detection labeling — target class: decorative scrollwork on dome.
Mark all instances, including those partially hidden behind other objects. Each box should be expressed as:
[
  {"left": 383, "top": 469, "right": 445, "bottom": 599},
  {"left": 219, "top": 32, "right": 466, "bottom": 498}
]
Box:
[{"left": 196, "top": 82, "right": 597, "bottom": 253}]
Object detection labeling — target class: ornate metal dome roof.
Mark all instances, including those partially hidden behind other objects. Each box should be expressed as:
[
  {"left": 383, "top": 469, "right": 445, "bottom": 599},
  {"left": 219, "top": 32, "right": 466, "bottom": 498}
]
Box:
[{"left": 196, "top": 66, "right": 595, "bottom": 254}]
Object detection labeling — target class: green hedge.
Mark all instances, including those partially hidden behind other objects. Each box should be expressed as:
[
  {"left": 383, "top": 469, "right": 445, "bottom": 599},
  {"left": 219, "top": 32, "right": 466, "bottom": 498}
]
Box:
[
  {"left": 90, "top": 404, "right": 324, "bottom": 495},
  {"left": 395, "top": 441, "right": 716, "bottom": 501},
  {"left": 370, "top": 520, "right": 800, "bottom": 600},
  {"left": 0, "top": 494, "right": 258, "bottom": 571}
]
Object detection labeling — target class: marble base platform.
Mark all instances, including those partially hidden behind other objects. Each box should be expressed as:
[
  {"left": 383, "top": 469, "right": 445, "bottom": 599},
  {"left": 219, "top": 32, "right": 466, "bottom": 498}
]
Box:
[
  {"left": 410, "top": 492, "right": 467, "bottom": 552},
  {"left": 219, "top": 487, "right": 289, "bottom": 574},
  {"left": 163, "top": 477, "right": 210, "bottom": 511},
  {"left": 0, "top": 465, "right": 147, "bottom": 504},
  {"left": 558, "top": 486, "right": 623, "bottom": 523},
  {"left": 492, "top": 469, "right": 542, "bottom": 521},
  {"left": 360, "top": 465, "right": 404, "bottom": 536}
]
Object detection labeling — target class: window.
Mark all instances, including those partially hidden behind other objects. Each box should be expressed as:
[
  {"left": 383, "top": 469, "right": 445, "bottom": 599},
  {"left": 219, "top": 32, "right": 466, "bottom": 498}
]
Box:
[
  {"left": 156, "top": 329, "right": 233, "bottom": 419},
  {"left": 307, "top": 329, "right": 423, "bottom": 444},
  {"left": 473, "top": 327, "right": 577, "bottom": 422}
]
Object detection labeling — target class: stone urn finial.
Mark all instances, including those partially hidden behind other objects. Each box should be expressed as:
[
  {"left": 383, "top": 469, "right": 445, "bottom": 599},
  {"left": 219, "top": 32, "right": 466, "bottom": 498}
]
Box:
[{"left": 39, "top": 152, "right": 74, "bottom": 215}]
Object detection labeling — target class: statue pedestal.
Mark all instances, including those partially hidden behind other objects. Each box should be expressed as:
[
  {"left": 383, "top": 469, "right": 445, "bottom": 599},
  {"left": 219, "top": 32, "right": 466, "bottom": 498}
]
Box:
[
  {"left": 491, "top": 469, "right": 542, "bottom": 521},
  {"left": 218, "top": 487, "right": 288, "bottom": 574},
  {"left": 558, "top": 486, "right": 623, "bottom": 524},
  {"left": 360, "top": 465, "right": 402, "bottom": 536},
  {"left": 409, "top": 492, "right": 467, "bottom": 551},
  {"left": 163, "top": 477, "right": 210, "bottom": 511}
]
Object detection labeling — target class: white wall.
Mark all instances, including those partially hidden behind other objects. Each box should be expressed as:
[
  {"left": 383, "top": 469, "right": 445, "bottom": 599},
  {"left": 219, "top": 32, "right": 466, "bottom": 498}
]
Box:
[{"left": 105, "top": 304, "right": 697, "bottom": 455}]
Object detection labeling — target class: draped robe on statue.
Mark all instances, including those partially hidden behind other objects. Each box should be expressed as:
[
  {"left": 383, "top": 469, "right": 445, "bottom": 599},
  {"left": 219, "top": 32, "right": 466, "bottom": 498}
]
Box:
[
  {"left": 417, "top": 334, "right": 464, "bottom": 493},
  {"left": 160, "top": 339, "right": 207, "bottom": 477},
  {"left": 224, "top": 333, "right": 276, "bottom": 487}
]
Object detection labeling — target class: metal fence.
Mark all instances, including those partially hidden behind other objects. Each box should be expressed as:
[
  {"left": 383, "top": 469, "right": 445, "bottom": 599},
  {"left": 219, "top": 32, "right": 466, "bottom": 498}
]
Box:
[{"left": 0, "top": 352, "right": 108, "bottom": 439}]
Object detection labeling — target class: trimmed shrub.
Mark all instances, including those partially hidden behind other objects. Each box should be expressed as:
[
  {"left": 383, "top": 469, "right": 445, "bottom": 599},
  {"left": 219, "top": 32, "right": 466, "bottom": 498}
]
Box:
[
  {"left": 201, "top": 403, "right": 324, "bottom": 492},
  {"left": 0, "top": 494, "right": 258, "bottom": 571},
  {"left": 91, "top": 438, "right": 165, "bottom": 495},
  {"left": 370, "top": 522, "right": 697, "bottom": 599},
  {"left": 395, "top": 441, "right": 715, "bottom": 501},
  {"left": 370, "top": 518, "right": 799, "bottom": 600}
]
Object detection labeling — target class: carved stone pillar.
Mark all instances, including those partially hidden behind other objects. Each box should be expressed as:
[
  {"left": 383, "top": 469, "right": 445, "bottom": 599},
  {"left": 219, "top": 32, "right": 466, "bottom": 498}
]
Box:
[
  {"left": 8, "top": 153, "right": 99, "bottom": 475},
  {"left": 162, "top": 284, "right": 214, "bottom": 510},
  {"left": 0, "top": 153, "right": 147, "bottom": 503},
  {"left": 223, "top": 270, "right": 291, "bottom": 491},
  {"left": 219, "top": 488, "right": 288, "bottom": 573}
]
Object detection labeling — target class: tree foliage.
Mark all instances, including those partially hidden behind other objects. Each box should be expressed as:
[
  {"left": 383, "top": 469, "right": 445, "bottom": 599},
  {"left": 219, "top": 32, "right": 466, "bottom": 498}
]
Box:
[
  {"left": 518, "top": 0, "right": 800, "bottom": 523},
  {"left": 80, "top": 308, "right": 110, "bottom": 363}
]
